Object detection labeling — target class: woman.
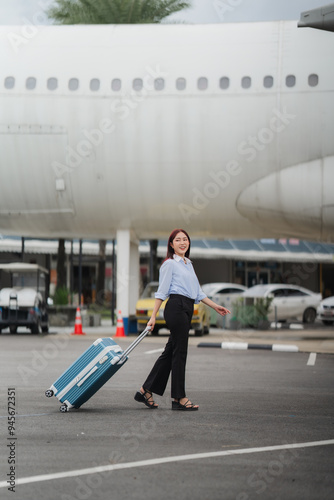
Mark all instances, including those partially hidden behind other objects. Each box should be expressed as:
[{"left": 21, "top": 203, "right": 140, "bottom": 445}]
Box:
[{"left": 134, "top": 229, "right": 231, "bottom": 411}]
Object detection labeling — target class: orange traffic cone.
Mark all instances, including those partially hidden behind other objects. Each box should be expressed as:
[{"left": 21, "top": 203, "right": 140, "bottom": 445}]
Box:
[
  {"left": 71, "top": 307, "right": 86, "bottom": 335},
  {"left": 115, "top": 310, "right": 125, "bottom": 337}
]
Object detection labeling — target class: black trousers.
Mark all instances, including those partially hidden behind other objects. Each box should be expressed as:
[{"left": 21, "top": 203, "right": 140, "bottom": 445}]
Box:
[{"left": 142, "top": 294, "right": 194, "bottom": 399}]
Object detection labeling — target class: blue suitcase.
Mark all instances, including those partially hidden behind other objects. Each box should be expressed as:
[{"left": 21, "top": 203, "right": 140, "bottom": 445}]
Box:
[{"left": 45, "top": 327, "right": 150, "bottom": 412}]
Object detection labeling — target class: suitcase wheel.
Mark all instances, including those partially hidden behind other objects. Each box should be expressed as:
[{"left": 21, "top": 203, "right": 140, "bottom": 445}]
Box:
[
  {"left": 59, "top": 404, "right": 68, "bottom": 413},
  {"left": 45, "top": 389, "right": 54, "bottom": 398}
]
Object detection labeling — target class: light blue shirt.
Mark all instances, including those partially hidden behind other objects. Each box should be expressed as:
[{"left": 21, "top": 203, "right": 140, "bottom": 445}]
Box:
[{"left": 155, "top": 255, "right": 207, "bottom": 304}]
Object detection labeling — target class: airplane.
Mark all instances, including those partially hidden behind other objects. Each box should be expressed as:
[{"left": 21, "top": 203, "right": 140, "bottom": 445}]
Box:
[
  {"left": 0, "top": 19, "right": 333, "bottom": 243},
  {"left": 1, "top": 17, "right": 333, "bottom": 325}
]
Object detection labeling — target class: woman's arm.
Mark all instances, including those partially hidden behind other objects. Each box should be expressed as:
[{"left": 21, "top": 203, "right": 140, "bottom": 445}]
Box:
[
  {"left": 201, "top": 297, "right": 231, "bottom": 316},
  {"left": 147, "top": 298, "right": 163, "bottom": 330}
]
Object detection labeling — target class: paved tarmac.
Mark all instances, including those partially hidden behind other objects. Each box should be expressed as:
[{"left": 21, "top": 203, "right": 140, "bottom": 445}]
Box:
[{"left": 0, "top": 324, "right": 333, "bottom": 500}]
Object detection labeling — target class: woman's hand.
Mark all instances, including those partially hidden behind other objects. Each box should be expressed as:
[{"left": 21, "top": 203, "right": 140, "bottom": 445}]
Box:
[
  {"left": 147, "top": 298, "right": 163, "bottom": 331},
  {"left": 215, "top": 305, "right": 231, "bottom": 316},
  {"left": 201, "top": 297, "right": 231, "bottom": 316},
  {"left": 147, "top": 316, "right": 156, "bottom": 331}
]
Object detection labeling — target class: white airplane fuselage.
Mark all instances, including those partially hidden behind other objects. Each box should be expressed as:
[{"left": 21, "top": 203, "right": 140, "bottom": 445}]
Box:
[{"left": 0, "top": 21, "right": 333, "bottom": 240}]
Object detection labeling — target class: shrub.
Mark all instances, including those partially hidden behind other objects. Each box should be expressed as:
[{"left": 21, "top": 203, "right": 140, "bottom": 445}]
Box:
[
  {"left": 232, "top": 296, "right": 273, "bottom": 328},
  {"left": 53, "top": 286, "right": 69, "bottom": 305}
]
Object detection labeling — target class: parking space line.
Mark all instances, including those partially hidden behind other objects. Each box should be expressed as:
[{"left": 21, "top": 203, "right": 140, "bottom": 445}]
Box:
[
  {"left": 1, "top": 439, "right": 333, "bottom": 489},
  {"left": 0, "top": 413, "right": 53, "bottom": 419},
  {"left": 144, "top": 348, "right": 164, "bottom": 355},
  {"left": 307, "top": 352, "right": 317, "bottom": 366}
]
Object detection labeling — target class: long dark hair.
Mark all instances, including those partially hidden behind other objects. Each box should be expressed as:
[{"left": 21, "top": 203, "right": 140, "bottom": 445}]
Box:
[{"left": 166, "top": 229, "right": 191, "bottom": 259}]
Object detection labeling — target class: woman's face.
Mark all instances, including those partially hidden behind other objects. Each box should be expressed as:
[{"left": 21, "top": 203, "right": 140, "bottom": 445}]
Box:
[{"left": 171, "top": 232, "right": 189, "bottom": 257}]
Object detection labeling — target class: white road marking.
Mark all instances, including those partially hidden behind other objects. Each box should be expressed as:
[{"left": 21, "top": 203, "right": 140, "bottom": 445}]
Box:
[
  {"left": 221, "top": 342, "right": 248, "bottom": 350},
  {"left": 290, "top": 324, "right": 304, "bottom": 330},
  {"left": 144, "top": 348, "right": 164, "bottom": 355},
  {"left": 0, "top": 413, "right": 52, "bottom": 419},
  {"left": 272, "top": 344, "right": 298, "bottom": 352},
  {"left": 1, "top": 439, "right": 333, "bottom": 488},
  {"left": 307, "top": 352, "right": 317, "bottom": 366}
]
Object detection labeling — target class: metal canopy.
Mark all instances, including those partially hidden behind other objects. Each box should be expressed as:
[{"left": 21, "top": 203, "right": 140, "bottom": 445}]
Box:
[
  {"left": 0, "top": 238, "right": 333, "bottom": 264},
  {"left": 0, "top": 263, "right": 49, "bottom": 274}
]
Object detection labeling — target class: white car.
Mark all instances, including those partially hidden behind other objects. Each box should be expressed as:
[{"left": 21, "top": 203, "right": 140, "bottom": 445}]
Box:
[
  {"left": 317, "top": 296, "right": 334, "bottom": 326},
  {"left": 241, "top": 284, "right": 322, "bottom": 324},
  {"left": 201, "top": 282, "right": 248, "bottom": 327}
]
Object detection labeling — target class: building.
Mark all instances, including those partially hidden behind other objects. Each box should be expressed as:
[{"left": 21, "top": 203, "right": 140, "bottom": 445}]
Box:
[{"left": 0, "top": 236, "right": 333, "bottom": 305}]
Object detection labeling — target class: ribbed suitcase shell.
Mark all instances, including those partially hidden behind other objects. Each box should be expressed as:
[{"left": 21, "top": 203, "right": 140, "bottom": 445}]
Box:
[
  {"left": 49, "top": 337, "right": 127, "bottom": 410},
  {"left": 46, "top": 327, "right": 150, "bottom": 412}
]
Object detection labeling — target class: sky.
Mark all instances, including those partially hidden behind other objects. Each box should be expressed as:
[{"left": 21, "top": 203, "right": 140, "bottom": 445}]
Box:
[{"left": 0, "top": 0, "right": 330, "bottom": 25}]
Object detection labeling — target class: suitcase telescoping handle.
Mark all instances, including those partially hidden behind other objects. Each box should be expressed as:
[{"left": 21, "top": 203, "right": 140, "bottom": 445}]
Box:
[{"left": 117, "top": 326, "right": 151, "bottom": 363}]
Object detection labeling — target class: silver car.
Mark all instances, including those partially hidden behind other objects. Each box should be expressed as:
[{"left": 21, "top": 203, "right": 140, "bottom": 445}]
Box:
[
  {"left": 317, "top": 296, "right": 334, "bottom": 326},
  {"left": 241, "top": 284, "right": 322, "bottom": 324}
]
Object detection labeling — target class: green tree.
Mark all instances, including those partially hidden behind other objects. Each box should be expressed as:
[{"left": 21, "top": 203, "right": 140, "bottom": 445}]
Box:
[{"left": 47, "top": 0, "right": 191, "bottom": 24}]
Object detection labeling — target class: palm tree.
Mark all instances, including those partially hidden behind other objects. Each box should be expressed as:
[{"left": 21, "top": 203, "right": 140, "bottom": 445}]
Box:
[{"left": 47, "top": 0, "right": 191, "bottom": 24}]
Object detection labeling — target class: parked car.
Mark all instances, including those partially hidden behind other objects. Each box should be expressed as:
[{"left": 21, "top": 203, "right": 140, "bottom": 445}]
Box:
[
  {"left": 201, "top": 282, "right": 248, "bottom": 327},
  {"left": 0, "top": 263, "right": 49, "bottom": 334},
  {"left": 135, "top": 282, "right": 210, "bottom": 336},
  {"left": 241, "top": 284, "right": 322, "bottom": 324},
  {"left": 317, "top": 296, "right": 334, "bottom": 326}
]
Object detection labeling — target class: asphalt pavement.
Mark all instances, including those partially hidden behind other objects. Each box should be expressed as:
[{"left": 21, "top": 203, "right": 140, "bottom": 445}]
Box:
[{"left": 0, "top": 324, "right": 333, "bottom": 500}]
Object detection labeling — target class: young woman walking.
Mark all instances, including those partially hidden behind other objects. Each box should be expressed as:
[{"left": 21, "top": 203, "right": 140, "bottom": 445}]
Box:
[{"left": 134, "top": 229, "right": 231, "bottom": 411}]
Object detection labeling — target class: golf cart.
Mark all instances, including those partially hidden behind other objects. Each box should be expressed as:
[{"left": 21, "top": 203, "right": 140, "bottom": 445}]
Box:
[{"left": 0, "top": 263, "right": 49, "bottom": 334}]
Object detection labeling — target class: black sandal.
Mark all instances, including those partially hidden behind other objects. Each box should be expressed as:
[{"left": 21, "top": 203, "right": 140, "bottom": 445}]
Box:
[
  {"left": 134, "top": 389, "right": 158, "bottom": 409},
  {"left": 172, "top": 399, "right": 199, "bottom": 411}
]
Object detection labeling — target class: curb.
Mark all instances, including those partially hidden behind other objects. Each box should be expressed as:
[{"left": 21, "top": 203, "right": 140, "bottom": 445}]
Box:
[
  {"left": 197, "top": 342, "right": 299, "bottom": 352},
  {"left": 271, "top": 322, "right": 304, "bottom": 330}
]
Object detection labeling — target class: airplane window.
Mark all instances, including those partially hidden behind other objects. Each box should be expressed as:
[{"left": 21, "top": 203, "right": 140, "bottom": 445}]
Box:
[
  {"left": 308, "top": 74, "right": 318, "bottom": 87},
  {"left": 47, "top": 78, "right": 58, "bottom": 91},
  {"left": 176, "top": 78, "right": 186, "bottom": 90},
  {"left": 133, "top": 78, "right": 143, "bottom": 91},
  {"left": 286, "top": 75, "right": 296, "bottom": 87},
  {"left": 26, "top": 77, "right": 36, "bottom": 90},
  {"left": 219, "top": 77, "right": 229, "bottom": 90},
  {"left": 241, "top": 76, "right": 251, "bottom": 89},
  {"left": 5, "top": 76, "right": 15, "bottom": 89},
  {"left": 69, "top": 78, "right": 79, "bottom": 91},
  {"left": 111, "top": 78, "right": 121, "bottom": 91},
  {"left": 90, "top": 78, "right": 100, "bottom": 91},
  {"left": 263, "top": 76, "right": 274, "bottom": 88},
  {"left": 154, "top": 78, "right": 164, "bottom": 91},
  {"left": 198, "top": 77, "right": 208, "bottom": 90}
]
